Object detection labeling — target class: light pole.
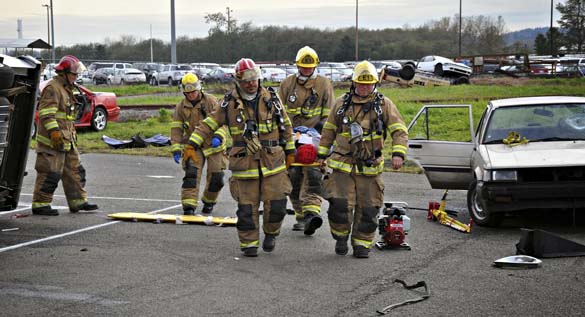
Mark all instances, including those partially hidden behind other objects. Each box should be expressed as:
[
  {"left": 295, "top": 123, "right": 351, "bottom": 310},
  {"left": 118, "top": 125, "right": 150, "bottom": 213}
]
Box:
[
  {"left": 50, "top": 0, "right": 55, "bottom": 62},
  {"left": 550, "top": 0, "right": 554, "bottom": 56},
  {"left": 355, "top": 0, "right": 359, "bottom": 61},
  {"left": 170, "top": 0, "right": 176, "bottom": 64},
  {"left": 42, "top": 4, "right": 50, "bottom": 47},
  {"left": 458, "top": 0, "right": 462, "bottom": 57}
]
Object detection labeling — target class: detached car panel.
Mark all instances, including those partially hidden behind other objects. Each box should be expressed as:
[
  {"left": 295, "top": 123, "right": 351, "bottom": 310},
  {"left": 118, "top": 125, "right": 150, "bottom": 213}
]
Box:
[
  {"left": 0, "top": 54, "right": 41, "bottom": 210},
  {"left": 407, "top": 97, "right": 585, "bottom": 226}
]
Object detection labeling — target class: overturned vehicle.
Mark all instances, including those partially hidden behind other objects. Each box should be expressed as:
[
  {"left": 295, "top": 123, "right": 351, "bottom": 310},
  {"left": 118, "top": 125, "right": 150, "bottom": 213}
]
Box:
[{"left": 0, "top": 55, "right": 41, "bottom": 210}]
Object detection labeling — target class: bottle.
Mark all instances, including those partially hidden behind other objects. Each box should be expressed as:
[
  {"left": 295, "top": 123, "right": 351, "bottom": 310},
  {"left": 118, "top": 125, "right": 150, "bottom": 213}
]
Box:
[{"left": 402, "top": 215, "right": 411, "bottom": 233}]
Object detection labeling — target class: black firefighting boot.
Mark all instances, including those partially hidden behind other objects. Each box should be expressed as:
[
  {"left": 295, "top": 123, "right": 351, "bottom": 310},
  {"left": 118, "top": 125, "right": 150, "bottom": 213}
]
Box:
[
  {"left": 70, "top": 202, "right": 99, "bottom": 213},
  {"left": 335, "top": 239, "right": 349, "bottom": 255},
  {"left": 262, "top": 234, "right": 276, "bottom": 252},
  {"left": 32, "top": 206, "right": 59, "bottom": 216},
  {"left": 303, "top": 213, "right": 323, "bottom": 236},
  {"left": 183, "top": 208, "right": 195, "bottom": 216},
  {"left": 242, "top": 247, "right": 258, "bottom": 257},
  {"left": 201, "top": 203, "right": 214, "bottom": 215},
  {"left": 353, "top": 246, "right": 370, "bottom": 258},
  {"left": 292, "top": 219, "right": 305, "bottom": 231}
]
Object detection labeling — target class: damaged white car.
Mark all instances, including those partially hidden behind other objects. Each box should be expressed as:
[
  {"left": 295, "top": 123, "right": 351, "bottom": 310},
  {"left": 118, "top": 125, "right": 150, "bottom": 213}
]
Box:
[{"left": 407, "top": 96, "right": 585, "bottom": 226}]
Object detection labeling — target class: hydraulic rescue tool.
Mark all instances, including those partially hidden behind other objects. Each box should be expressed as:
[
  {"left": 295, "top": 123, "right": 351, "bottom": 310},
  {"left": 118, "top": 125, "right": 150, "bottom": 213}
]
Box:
[
  {"left": 375, "top": 202, "right": 411, "bottom": 250},
  {"left": 427, "top": 190, "right": 472, "bottom": 233}
]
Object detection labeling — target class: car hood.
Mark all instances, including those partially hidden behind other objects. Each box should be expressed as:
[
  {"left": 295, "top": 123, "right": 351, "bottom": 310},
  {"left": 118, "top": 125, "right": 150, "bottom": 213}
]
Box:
[{"left": 483, "top": 141, "right": 585, "bottom": 169}]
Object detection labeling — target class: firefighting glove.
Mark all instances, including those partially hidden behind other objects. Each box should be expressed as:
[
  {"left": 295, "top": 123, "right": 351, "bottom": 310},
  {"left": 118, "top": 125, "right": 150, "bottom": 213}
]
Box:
[
  {"left": 173, "top": 151, "right": 181, "bottom": 164},
  {"left": 317, "top": 158, "right": 327, "bottom": 173},
  {"left": 211, "top": 137, "right": 222, "bottom": 148},
  {"left": 50, "top": 130, "right": 65, "bottom": 151},
  {"left": 245, "top": 135, "right": 262, "bottom": 156},
  {"left": 182, "top": 144, "right": 198, "bottom": 165},
  {"left": 286, "top": 153, "right": 296, "bottom": 169},
  {"left": 357, "top": 144, "right": 372, "bottom": 161}
]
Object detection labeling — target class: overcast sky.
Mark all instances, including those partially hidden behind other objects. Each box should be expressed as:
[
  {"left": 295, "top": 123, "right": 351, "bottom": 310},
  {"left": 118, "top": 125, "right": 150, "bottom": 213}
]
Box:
[{"left": 0, "top": 0, "right": 563, "bottom": 46}]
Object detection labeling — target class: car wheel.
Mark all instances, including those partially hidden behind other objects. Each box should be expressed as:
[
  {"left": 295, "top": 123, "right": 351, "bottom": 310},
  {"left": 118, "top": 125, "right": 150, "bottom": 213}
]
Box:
[
  {"left": 434, "top": 64, "right": 444, "bottom": 76},
  {"left": 168, "top": 78, "right": 173, "bottom": 87},
  {"left": 150, "top": 77, "right": 157, "bottom": 86},
  {"left": 0, "top": 65, "right": 15, "bottom": 89},
  {"left": 120, "top": 79, "right": 125, "bottom": 85},
  {"left": 453, "top": 76, "right": 470, "bottom": 85},
  {"left": 91, "top": 108, "right": 108, "bottom": 131},
  {"left": 107, "top": 79, "right": 112, "bottom": 85},
  {"left": 92, "top": 78, "right": 98, "bottom": 85},
  {"left": 467, "top": 180, "right": 503, "bottom": 227}
]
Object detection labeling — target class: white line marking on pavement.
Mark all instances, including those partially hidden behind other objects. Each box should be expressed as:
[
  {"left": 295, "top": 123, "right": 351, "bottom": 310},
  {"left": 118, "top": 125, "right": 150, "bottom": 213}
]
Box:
[
  {"left": 0, "top": 204, "right": 181, "bottom": 254},
  {"left": 146, "top": 175, "right": 175, "bottom": 179},
  {"left": 20, "top": 193, "right": 180, "bottom": 203}
]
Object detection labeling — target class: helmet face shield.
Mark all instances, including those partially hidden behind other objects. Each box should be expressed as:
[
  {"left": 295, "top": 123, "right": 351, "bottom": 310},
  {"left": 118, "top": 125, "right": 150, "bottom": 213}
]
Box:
[
  {"left": 234, "top": 58, "right": 260, "bottom": 82},
  {"left": 181, "top": 73, "right": 201, "bottom": 93}
]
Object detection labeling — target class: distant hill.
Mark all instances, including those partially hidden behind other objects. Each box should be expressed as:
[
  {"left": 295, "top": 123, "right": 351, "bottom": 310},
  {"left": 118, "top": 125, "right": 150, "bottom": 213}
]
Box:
[{"left": 503, "top": 27, "right": 549, "bottom": 50}]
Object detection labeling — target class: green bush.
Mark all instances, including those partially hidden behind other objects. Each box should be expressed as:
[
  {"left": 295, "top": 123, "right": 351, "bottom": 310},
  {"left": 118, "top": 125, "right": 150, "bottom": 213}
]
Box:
[{"left": 158, "top": 108, "right": 172, "bottom": 123}]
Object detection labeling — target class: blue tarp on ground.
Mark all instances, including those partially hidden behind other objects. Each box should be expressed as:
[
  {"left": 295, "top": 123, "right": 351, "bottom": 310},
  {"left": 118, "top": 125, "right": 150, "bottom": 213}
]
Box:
[{"left": 102, "top": 133, "right": 170, "bottom": 149}]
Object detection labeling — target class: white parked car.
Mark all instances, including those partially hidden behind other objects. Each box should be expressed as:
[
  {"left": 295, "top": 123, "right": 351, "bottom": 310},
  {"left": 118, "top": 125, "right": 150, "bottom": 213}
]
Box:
[
  {"left": 42, "top": 63, "right": 57, "bottom": 80},
  {"left": 150, "top": 64, "right": 193, "bottom": 86},
  {"left": 407, "top": 96, "right": 585, "bottom": 226},
  {"left": 416, "top": 55, "right": 472, "bottom": 77},
  {"left": 260, "top": 67, "right": 287, "bottom": 82},
  {"left": 111, "top": 68, "right": 147, "bottom": 85},
  {"left": 316, "top": 67, "right": 346, "bottom": 82}
]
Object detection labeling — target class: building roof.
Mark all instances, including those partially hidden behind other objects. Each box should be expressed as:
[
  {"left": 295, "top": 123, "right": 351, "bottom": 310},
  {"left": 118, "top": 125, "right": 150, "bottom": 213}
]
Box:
[{"left": 0, "top": 38, "right": 51, "bottom": 49}]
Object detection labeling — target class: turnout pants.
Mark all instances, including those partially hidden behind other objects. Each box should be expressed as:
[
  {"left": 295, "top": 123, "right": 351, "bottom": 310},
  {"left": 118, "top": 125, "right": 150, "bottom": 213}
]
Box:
[
  {"left": 32, "top": 147, "right": 87, "bottom": 210},
  {"left": 289, "top": 166, "right": 323, "bottom": 221},
  {"left": 322, "top": 171, "right": 384, "bottom": 249},
  {"left": 229, "top": 172, "right": 292, "bottom": 249},
  {"left": 181, "top": 149, "right": 228, "bottom": 211}
]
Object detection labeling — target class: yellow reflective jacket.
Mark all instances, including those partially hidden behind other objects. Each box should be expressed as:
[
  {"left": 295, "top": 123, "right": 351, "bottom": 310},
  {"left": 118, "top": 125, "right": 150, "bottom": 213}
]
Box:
[
  {"left": 36, "top": 76, "right": 77, "bottom": 153},
  {"left": 318, "top": 92, "right": 408, "bottom": 176},
  {"left": 189, "top": 87, "right": 295, "bottom": 179},
  {"left": 170, "top": 93, "right": 228, "bottom": 156},
  {"left": 278, "top": 74, "right": 333, "bottom": 129}
]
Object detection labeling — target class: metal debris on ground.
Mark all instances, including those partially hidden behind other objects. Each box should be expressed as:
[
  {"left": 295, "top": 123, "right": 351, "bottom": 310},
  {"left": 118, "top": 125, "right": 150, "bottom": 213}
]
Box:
[{"left": 377, "top": 279, "right": 431, "bottom": 315}]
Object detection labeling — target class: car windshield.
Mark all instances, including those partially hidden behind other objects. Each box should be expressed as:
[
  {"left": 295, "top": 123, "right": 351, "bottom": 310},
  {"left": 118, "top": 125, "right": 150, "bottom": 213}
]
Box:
[
  {"left": 483, "top": 103, "right": 585, "bottom": 144},
  {"left": 177, "top": 65, "right": 192, "bottom": 71}
]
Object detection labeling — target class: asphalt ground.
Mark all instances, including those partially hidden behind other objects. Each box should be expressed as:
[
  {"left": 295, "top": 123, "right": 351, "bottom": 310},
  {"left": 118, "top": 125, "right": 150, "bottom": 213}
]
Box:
[{"left": 1, "top": 153, "right": 584, "bottom": 316}]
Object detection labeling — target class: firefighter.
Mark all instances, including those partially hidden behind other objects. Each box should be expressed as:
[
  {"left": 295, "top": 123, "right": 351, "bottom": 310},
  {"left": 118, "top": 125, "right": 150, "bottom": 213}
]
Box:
[
  {"left": 171, "top": 73, "right": 228, "bottom": 215},
  {"left": 187, "top": 58, "right": 295, "bottom": 257},
  {"left": 32, "top": 55, "right": 98, "bottom": 216},
  {"left": 317, "top": 61, "right": 408, "bottom": 258},
  {"left": 278, "top": 46, "right": 334, "bottom": 234}
]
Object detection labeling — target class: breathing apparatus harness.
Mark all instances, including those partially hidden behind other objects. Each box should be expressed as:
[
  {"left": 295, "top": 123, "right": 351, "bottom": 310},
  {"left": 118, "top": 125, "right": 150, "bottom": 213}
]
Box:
[{"left": 335, "top": 86, "right": 386, "bottom": 170}]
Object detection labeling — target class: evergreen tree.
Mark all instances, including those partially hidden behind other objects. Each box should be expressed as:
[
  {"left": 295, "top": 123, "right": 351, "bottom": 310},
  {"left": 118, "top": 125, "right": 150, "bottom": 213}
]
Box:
[{"left": 556, "top": 0, "right": 585, "bottom": 53}]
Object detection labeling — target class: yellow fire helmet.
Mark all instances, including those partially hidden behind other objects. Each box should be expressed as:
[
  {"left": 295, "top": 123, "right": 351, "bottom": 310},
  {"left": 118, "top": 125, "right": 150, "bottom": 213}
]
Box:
[
  {"left": 295, "top": 46, "right": 320, "bottom": 68},
  {"left": 352, "top": 61, "right": 379, "bottom": 84},
  {"left": 181, "top": 73, "right": 202, "bottom": 93}
]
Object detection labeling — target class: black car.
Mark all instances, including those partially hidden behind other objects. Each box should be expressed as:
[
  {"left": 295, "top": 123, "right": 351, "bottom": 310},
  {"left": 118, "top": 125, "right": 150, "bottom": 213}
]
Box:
[
  {"left": 92, "top": 67, "right": 115, "bottom": 85},
  {"left": 133, "top": 62, "right": 161, "bottom": 83},
  {"left": 204, "top": 67, "right": 234, "bottom": 84}
]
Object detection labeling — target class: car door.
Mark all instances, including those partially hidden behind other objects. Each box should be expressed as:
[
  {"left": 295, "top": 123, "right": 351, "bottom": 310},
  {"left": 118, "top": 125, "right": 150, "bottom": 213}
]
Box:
[{"left": 407, "top": 105, "right": 475, "bottom": 189}]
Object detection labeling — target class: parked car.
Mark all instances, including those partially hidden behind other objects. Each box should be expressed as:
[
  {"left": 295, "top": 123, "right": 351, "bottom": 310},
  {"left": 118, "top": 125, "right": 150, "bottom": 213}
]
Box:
[
  {"left": 150, "top": 64, "right": 193, "bottom": 86},
  {"left": 133, "top": 62, "right": 160, "bottom": 83},
  {"left": 34, "top": 79, "right": 120, "bottom": 135},
  {"left": 92, "top": 67, "right": 115, "bottom": 85},
  {"left": 260, "top": 67, "right": 287, "bottom": 82},
  {"left": 204, "top": 67, "right": 235, "bottom": 84},
  {"left": 110, "top": 68, "right": 147, "bottom": 85},
  {"left": 42, "top": 63, "right": 57, "bottom": 80},
  {"left": 406, "top": 96, "right": 585, "bottom": 226},
  {"left": 415, "top": 55, "right": 472, "bottom": 77},
  {"left": 87, "top": 62, "right": 114, "bottom": 78},
  {"left": 315, "top": 67, "right": 346, "bottom": 82}
]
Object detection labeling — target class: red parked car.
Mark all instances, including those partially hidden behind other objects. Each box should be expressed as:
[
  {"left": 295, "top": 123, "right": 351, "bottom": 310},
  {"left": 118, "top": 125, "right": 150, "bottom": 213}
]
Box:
[{"left": 34, "top": 80, "right": 120, "bottom": 136}]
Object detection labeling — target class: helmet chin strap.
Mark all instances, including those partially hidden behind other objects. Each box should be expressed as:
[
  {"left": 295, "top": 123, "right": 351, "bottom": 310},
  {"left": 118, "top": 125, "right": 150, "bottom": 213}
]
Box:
[
  {"left": 296, "top": 71, "right": 316, "bottom": 84},
  {"left": 236, "top": 80, "right": 260, "bottom": 101}
]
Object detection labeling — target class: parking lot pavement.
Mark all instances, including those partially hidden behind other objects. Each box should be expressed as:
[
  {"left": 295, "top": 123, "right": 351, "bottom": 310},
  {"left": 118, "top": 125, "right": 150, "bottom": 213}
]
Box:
[{"left": 1, "top": 153, "right": 584, "bottom": 316}]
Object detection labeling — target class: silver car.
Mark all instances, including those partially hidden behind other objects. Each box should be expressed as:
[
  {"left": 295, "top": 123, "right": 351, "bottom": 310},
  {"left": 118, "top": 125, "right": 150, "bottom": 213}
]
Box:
[{"left": 407, "top": 96, "right": 585, "bottom": 226}]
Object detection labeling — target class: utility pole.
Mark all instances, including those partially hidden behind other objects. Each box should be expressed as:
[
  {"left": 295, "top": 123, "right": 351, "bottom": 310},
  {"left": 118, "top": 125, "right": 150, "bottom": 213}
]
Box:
[
  {"left": 50, "top": 0, "right": 55, "bottom": 62},
  {"left": 458, "top": 0, "right": 462, "bottom": 57},
  {"left": 355, "top": 0, "right": 359, "bottom": 61},
  {"left": 550, "top": 0, "right": 554, "bottom": 56},
  {"left": 170, "top": 0, "right": 176, "bottom": 64},
  {"left": 226, "top": 7, "right": 233, "bottom": 34},
  {"left": 42, "top": 4, "right": 51, "bottom": 46},
  {"left": 150, "top": 24, "right": 153, "bottom": 63}
]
